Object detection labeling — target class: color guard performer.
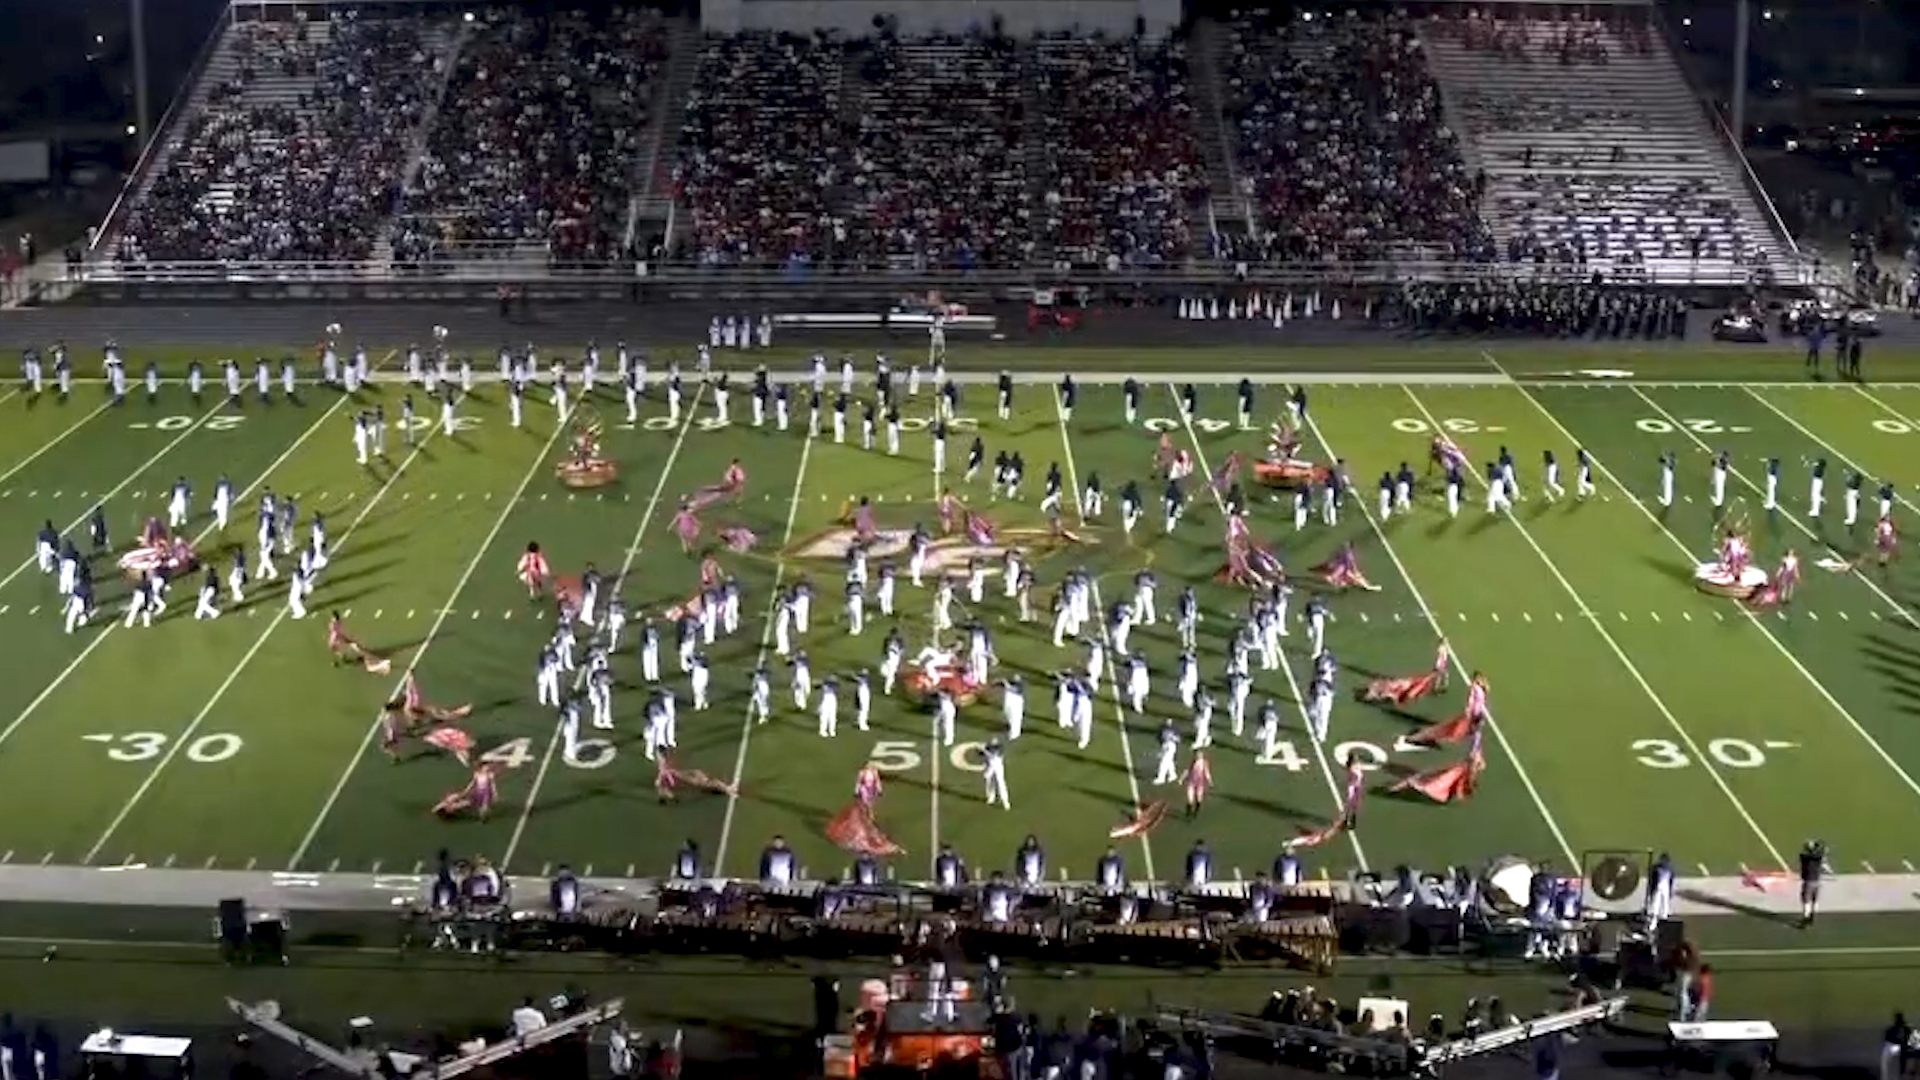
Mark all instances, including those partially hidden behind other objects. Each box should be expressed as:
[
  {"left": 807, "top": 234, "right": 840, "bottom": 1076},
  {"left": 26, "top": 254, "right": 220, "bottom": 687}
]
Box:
[
  {"left": 328, "top": 611, "right": 392, "bottom": 673},
  {"left": 1182, "top": 749, "right": 1212, "bottom": 818},
  {"left": 434, "top": 763, "right": 499, "bottom": 820},
  {"left": 517, "top": 542, "right": 550, "bottom": 599}
]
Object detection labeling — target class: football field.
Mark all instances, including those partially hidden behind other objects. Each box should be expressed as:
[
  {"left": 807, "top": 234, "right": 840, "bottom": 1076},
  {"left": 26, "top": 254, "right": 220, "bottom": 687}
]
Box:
[{"left": 4, "top": 343, "right": 1920, "bottom": 897}]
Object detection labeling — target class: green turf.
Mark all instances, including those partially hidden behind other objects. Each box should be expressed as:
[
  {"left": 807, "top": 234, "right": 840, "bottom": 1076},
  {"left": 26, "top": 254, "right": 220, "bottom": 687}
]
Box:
[{"left": 1, "top": 342, "right": 1918, "bottom": 896}]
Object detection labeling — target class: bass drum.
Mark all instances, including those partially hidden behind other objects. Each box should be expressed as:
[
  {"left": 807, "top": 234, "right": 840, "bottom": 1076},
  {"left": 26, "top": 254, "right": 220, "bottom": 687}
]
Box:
[{"left": 1480, "top": 855, "right": 1535, "bottom": 917}]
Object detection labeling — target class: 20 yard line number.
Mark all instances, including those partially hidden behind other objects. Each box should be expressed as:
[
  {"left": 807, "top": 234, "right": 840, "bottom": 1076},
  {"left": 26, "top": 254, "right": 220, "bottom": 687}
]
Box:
[
  {"left": 1633, "top": 738, "right": 1773, "bottom": 770},
  {"left": 90, "top": 732, "right": 243, "bottom": 763}
]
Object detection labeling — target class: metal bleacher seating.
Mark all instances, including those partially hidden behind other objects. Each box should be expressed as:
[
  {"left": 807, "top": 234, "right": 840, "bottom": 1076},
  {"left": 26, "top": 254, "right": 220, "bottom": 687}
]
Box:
[
  {"left": 1421, "top": 11, "right": 1794, "bottom": 285},
  {"left": 114, "top": 13, "right": 451, "bottom": 265}
]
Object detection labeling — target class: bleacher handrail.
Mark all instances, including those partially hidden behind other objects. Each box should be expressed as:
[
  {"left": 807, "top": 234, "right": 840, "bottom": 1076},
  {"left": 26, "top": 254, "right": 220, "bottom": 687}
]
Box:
[
  {"left": 70, "top": 255, "right": 1763, "bottom": 288},
  {"left": 87, "top": 4, "right": 234, "bottom": 257}
]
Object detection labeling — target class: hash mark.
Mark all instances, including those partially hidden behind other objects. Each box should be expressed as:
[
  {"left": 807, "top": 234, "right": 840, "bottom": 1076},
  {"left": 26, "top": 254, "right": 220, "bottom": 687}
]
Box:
[
  {"left": 1808, "top": 612, "right": 1820, "bottom": 621},
  {"left": 1359, "top": 612, "right": 1369, "bottom": 623},
  {"left": 1682, "top": 611, "right": 1693, "bottom": 621},
  {"left": 1650, "top": 611, "right": 1660, "bottom": 622},
  {"left": 412, "top": 860, "right": 424, "bottom": 874},
  {"left": 1906, "top": 860, "right": 1917, "bottom": 873},
  {"left": 1522, "top": 612, "right": 1532, "bottom": 622},
  {"left": 584, "top": 863, "right": 594, "bottom": 877},
  {"left": 164, "top": 853, "right": 177, "bottom": 868},
  {"left": 370, "top": 860, "right": 383, "bottom": 874},
  {"left": 1697, "top": 863, "right": 1711, "bottom": 876},
  {"left": 504, "top": 610, "right": 512, "bottom": 620},
  {"left": 204, "top": 855, "right": 217, "bottom": 869},
  {"left": 540, "top": 863, "right": 551, "bottom": 877},
  {"left": 0, "top": 851, "right": 9, "bottom": 864},
  {"left": 245, "top": 857, "right": 257, "bottom": 870},
  {"left": 328, "top": 858, "right": 341, "bottom": 872},
  {"left": 1873, "top": 612, "right": 1884, "bottom": 620},
  {"left": 1392, "top": 613, "right": 1401, "bottom": 622},
  {"left": 1490, "top": 612, "right": 1499, "bottom": 623},
  {"left": 1458, "top": 612, "right": 1467, "bottom": 621},
  {"left": 1555, "top": 612, "right": 1564, "bottom": 622},
  {"left": 37, "top": 852, "right": 50, "bottom": 866},
  {"left": 407, "top": 610, "right": 415, "bottom": 618},
  {"left": 27, "top": 606, "right": 37, "bottom": 615},
  {"left": 374, "top": 609, "right": 383, "bottom": 618},
  {"left": 1839, "top": 611, "right": 1851, "bottom": 620},
  {"left": 626, "top": 863, "right": 636, "bottom": 877},
  {"left": 1618, "top": 612, "right": 1629, "bottom": 621},
  {"left": 471, "top": 610, "right": 480, "bottom": 619},
  {"left": 1715, "top": 611, "right": 1725, "bottom": 621},
  {"left": 1864, "top": 861, "right": 1877, "bottom": 873}
]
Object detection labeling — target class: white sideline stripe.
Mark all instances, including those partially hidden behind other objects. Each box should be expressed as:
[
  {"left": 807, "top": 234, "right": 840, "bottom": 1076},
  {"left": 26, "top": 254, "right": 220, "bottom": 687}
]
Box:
[
  {"left": 1301, "top": 405, "right": 1580, "bottom": 868},
  {"left": 713, "top": 428, "right": 815, "bottom": 876},
  {"left": 1488, "top": 354, "right": 1920, "bottom": 813},
  {"left": 0, "top": 399, "right": 113, "bottom": 492},
  {"left": 1407, "top": 383, "right": 1786, "bottom": 867},
  {"left": 84, "top": 387, "right": 458, "bottom": 864},
  {"left": 500, "top": 383, "right": 708, "bottom": 872},
  {"left": 285, "top": 403, "right": 571, "bottom": 871},
  {"left": 0, "top": 392, "right": 355, "bottom": 756},
  {"left": 1052, "top": 386, "right": 1155, "bottom": 882},
  {"left": 40, "top": 372, "right": 1920, "bottom": 390},
  {"left": 1170, "top": 384, "right": 1362, "bottom": 871}
]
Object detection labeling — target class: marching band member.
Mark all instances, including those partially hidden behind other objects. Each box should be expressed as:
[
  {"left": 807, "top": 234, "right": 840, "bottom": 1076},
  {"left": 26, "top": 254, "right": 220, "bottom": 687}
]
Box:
[
  {"left": 63, "top": 572, "right": 92, "bottom": 633},
  {"left": 1444, "top": 459, "right": 1464, "bottom": 518},
  {"left": 880, "top": 630, "right": 903, "bottom": 694},
  {"left": 1880, "top": 480, "right": 1896, "bottom": 522},
  {"left": 1176, "top": 649, "right": 1198, "bottom": 710},
  {"left": 817, "top": 675, "right": 839, "bottom": 738},
  {"left": 643, "top": 694, "right": 668, "bottom": 760},
  {"left": 1846, "top": 471, "right": 1864, "bottom": 527},
  {"left": 124, "top": 570, "right": 161, "bottom": 628},
  {"left": 1485, "top": 461, "right": 1511, "bottom": 514},
  {"left": 590, "top": 664, "right": 615, "bottom": 728},
  {"left": 1659, "top": 450, "right": 1676, "bottom": 509},
  {"left": 1163, "top": 477, "right": 1184, "bottom": 533},
  {"left": 1498, "top": 446, "right": 1520, "bottom": 501},
  {"left": 1001, "top": 674, "right": 1025, "bottom": 740},
  {"left": 791, "top": 650, "right": 812, "bottom": 711},
  {"left": 982, "top": 738, "right": 1011, "bottom": 809},
  {"left": 34, "top": 519, "right": 56, "bottom": 574},
  {"left": 933, "top": 688, "right": 957, "bottom": 748},
  {"left": 1192, "top": 688, "right": 1215, "bottom": 748},
  {"left": 1543, "top": 450, "right": 1564, "bottom": 501},
  {"left": 1575, "top": 448, "right": 1595, "bottom": 499},
  {"left": 1305, "top": 595, "right": 1332, "bottom": 658},
  {"left": 1308, "top": 673, "right": 1334, "bottom": 742},
  {"left": 1227, "top": 669, "right": 1250, "bottom": 736},
  {"left": 1121, "top": 480, "right": 1142, "bottom": 540},
  {"left": 1153, "top": 720, "right": 1180, "bottom": 784},
  {"left": 1646, "top": 852, "right": 1676, "bottom": 929},
  {"left": 1710, "top": 450, "right": 1729, "bottom": 510},
  {"left": 1765, "top": 457, "right": 1780, "bottom": 511},
  {"left": 560, "top": 695, "right": 583, "bottom": 760},
  {"left": 1255, "top": 698, "right": 1280, "bottom": 758},
  {"left": 638, "top": 617, "right": 661, "bottom": 682},
  {"left": 536, "top": 642, "right": 562, "bottom": 706},
  {"left": 1071, "top": 675, "right": 1093, "bottom": 749},
  {"left": 1183, "top": 749, "right": 1212, "bottom": 818},
  {"left": 194, "top": 567, "right": 220, "bottom": 620},
  {"left": 1378, "top": 472, "right": 1394, "bottom": 519},
  {"left": 168, "top": 476, "right": 191, "bottom": 530},
  {"left": 1809, "top": 458, "right": 1827, "bottom": 518},
  {"left": 1876, "top": 513, "right": 1899, "bottom": 566}
]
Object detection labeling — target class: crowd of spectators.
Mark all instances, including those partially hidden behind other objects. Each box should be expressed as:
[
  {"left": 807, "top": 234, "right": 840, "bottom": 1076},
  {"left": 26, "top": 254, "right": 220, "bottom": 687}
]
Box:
[
  {"left": 390, "top": 7, "right": 669, "bottom": 265},
  {"left": 1222, "top": 10, "right": 1494, "bottom": 264},
  {"left": 841, "top": 36, "right": 1030, "bottom": 268},
  {"left": 118, "top": 13, "right": 441, "bottom": 263},
  {"left": 1434, "top": 9, "right": 1653, "bottom": 62},
  {"left": 672, "top": 32, "right": 847, "bottom": 267},
  {"left": 1032, "top": 37, "right": 1207, "bottom": 268}
]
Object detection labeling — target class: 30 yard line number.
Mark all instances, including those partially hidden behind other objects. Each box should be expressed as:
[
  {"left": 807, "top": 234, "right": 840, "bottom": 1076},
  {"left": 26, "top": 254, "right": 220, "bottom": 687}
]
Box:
[
  {"left": 1144, "top": 418, "right": 1231, "bottom": 434},
  {"left": 482, "top": 735, "right": 616, "bottom": 770},
  {"left": 870, "top": 739, "right": 987, "bottom": 773},
  {"left": 1632, "top": 738, "right": 1773, "bottom": 770},
  {"left": 89, "top": 732, "right": 243, "bottom": 763}
]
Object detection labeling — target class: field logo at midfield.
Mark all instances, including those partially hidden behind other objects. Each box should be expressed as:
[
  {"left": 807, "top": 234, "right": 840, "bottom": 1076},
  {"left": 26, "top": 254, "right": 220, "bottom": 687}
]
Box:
[{"left": 786, "top": 526, "right": 1072, "bottom": 580}]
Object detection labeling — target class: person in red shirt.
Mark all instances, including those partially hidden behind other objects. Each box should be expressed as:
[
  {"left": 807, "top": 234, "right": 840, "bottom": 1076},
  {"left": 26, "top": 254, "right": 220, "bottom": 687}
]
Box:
[{"left": 1690, "top": 964, "right": 1714, "bottom": 1022}]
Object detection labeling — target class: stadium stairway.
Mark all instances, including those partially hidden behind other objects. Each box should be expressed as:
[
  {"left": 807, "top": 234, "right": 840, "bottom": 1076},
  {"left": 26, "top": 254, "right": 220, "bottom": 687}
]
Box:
[
  {"left": 1020, "top": 39, "right": 1053, "bottom": 264},
  {"left": 369, "top": 18, "right": 470, "bottom": 274},
  {"left": 1188, "top": 20, "right": 1253, "bottom": 239},
  {"left": 1421, "top": 20, "right": 1798, "bottom": 285},
  {"left": 630, "top": 18, "right": 703, "bottom": 248}
]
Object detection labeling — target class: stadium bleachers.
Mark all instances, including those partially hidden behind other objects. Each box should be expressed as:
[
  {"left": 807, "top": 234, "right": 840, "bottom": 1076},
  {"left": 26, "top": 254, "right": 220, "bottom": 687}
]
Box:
[
  {"left": 1220, "top": 10, "right": 1493, "bottom": 264},
  {"left": 1421, "top": 9, "right": 1793, "bottom": 283},
  {"left": 389, "top": 8, "right": 671, "bottom": 265},
  {"left": 117, "top": 12, "right": 451, "bottom": 264},
  {"left": 1031, "top": 37, "right": 1207, "bottom": 267},
  {"left": 90, "top": 4, "right": 1798, "bottom": 285}
]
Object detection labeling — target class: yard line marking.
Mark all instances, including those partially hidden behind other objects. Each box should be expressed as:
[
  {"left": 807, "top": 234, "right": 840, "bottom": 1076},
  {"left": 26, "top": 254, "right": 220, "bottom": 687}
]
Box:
[
  {"left": 203, "top": 855, "right": 215, "bottom": 869},
  {"left": 1600, "top": 383, "right": 1920, "bottom": 803},
  {"left": 288, "top": 397, "right": 578, "bottom": 872},
  {"left": 1303, "top": 402, "right": 1575, "bottom": 868},
  {"left": 1698, "top": 387, "right": 1920, "bottom": 625},
  {"left": 1863, "top": 861, "right": 1877, "bottom": 873},
  {"left": 0, "top": 399, "right": 112, "bottom": 493},
  {"left": 1696, "top": 862, "right": 1711, "bottom": 876},
  {"left": 1650, "top": 611, "right": 1661, "bottom": 622},
  {"left": 84, "top": 387, "right": 459, "bottom": 865},
  {"left": 1683, "top": 611, "right": 1693, "bottom": 621},
  {"left": 1492, "top": 359, "right": 1920, "bottom": 819},
  {"left": 162, "top": 853, "right": 175, "bottom": 868},
  {"left": 0, "top": 389, "right": 367, "bottom": 758},
  {"left": 714, "top": 426, "right": 815, "bottom": 877},
  {"left": 0, "top": 398, "right": 227, "bottom": 604},
  {"left": 1839, "top": 611, "right": 1850, "bottom": 621},
  {"left": 1171, "top": 386, "right": 1324, "bottom": 872},
  {"left": 503, "top": 384, "right": 708, "bottom": 872},
  {"left": 1851, "top": 383, "right": 1920, "bottom": 444},
  {"left": 1407, "top": 385, "right": 1786, "bottom": 868}
]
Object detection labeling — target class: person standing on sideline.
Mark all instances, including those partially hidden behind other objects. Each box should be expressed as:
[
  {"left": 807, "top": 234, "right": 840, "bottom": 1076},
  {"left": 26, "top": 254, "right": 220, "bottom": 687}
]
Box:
[{"left": 1880, "top": 1013, "right": 1910, "bottom": 1080}]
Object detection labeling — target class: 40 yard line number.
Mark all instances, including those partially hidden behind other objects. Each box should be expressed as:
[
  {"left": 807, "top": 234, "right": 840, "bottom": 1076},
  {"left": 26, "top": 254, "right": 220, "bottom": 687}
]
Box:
[{"left": 483, "top": 735, "right": 616, "bottom": 771}]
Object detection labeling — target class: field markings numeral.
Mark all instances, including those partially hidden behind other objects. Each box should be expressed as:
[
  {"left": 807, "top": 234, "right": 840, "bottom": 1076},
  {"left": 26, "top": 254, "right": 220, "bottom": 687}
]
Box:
[
  {"left": 1632, "top": 737, "right": 1775, "bottom": 770},
  {"left": 1390, "top": 417, "right": 1495, "bottom": 435},
  {"left": 870, "top": 739, "right": 986, "bottom": 774},
  {"left": 1256, "top": 739, "right": 1393, "bottom": 772},
  {"left": 86, "top": 731, "right": 243, "bottom": 763},
  {"left": 1634, "top": 417, "right": 1748, "bottom": 435}
]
